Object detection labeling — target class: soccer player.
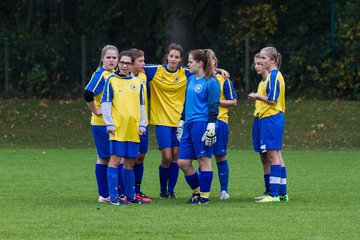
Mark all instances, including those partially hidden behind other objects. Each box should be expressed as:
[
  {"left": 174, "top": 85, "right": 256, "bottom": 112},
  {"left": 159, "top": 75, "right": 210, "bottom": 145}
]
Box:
[
  {"left": 248, "top": 47, "right": 288, "bottom": 203},
  {"left": 177, "top": 49, "right": 221, "bottom": 204},
  {"left": 129, "top": 48, "right": 152, "bottom": 202},
  {"left": 101, "top": 50, "right": 147, "bottom": 205},
  {"left": 205, "top": 49, "right": 237, "bottom": 200},
  {"left": 248, "top": 53, "right": 270, "bottom": 200},
  {"left": 143, "top": 43, "right": 191, "bottom": 199},
  {"left": 83, "top": 45, "right": 118, "bottom": 203},
  {"left": 144, "top": 43, "right": 229, "bottom": 199}
]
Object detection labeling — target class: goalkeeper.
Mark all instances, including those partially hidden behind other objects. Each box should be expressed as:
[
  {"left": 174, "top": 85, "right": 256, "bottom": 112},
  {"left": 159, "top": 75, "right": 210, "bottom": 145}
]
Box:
[{"left": 176, "top": 49, "right": 220, "bottom": 205}]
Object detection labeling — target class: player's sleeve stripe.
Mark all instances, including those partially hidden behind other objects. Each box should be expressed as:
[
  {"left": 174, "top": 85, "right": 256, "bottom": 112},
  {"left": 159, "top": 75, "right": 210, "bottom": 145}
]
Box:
[
  {"left": 92, "top": 73, "right": 105, "bottom": 92},
  {"left": 225, "top": 79, "right": 234, "bottom": 99}
]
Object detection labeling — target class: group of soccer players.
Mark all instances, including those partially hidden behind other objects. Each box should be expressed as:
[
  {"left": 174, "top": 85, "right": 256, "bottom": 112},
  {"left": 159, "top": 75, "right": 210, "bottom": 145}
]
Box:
[{"left": 84, "top": 43, "right": 287, "bottom": 205}]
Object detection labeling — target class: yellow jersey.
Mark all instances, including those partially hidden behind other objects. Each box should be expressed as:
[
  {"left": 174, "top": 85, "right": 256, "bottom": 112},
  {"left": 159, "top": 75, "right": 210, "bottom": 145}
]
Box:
[
  {"left": 216, "top": 73, "right": 238, "bottom": 124},
  {"left": 85, "top": 67, "right": 113, "bottom": 126},
  {"left": 258, "top": 69, "right": 286, "bottom": 119},
  {"left": 253, "top": 79, "right": 267, "bottom": 117},
  {"left": 102, "top": 73, "right": 144, "bottom": 142},
  {"left": 144, "top": 64, "right": 191, "bottom": 127}
]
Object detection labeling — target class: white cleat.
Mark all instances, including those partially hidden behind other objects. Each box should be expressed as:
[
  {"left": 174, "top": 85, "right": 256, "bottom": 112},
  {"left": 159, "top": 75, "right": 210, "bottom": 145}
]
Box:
[
  {"left": 219, "top": 191, "right": 230, "bottom": 200},
  {"left": 98, "top": 196, "right": 110, "bottom": 203}
]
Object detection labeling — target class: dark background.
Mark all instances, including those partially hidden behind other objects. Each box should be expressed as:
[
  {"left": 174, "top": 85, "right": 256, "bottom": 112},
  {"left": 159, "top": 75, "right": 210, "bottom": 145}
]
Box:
[{"left": 0, "top": 0, "right": 359, "bottom": 100}]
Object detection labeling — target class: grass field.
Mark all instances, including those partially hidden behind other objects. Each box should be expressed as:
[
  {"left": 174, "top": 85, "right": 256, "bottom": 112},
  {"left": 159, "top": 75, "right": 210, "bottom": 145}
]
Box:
[
  {"left": 1, "top": 149, "right": 359, "bottom": 239},
  {"left": 0, "top": 99, "right": 359, "bottom": 150}
]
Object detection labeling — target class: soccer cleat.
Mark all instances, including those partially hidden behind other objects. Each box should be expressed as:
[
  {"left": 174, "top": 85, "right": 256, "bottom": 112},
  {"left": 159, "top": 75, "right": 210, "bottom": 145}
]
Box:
[
  {"left": 192, "top": 197, "right": 209, "bottom": 205},
  {"left": 136, "top": 192, "right": 152, "bottom": 203},
  {"left": 280, "top": 194, "right": 289, "bottom": 202},
  {"left": 126, "top": 196, "right": 147, "bottom": 204},
  {"left": 186, "top": 193, "right": 200, "bottom": 203},
  {"left": 256, "top": 195, "right": 280, "bottom": 203},
  {"left": 254, "top": 192, "right": 268, "bottom": 200},
  {"left": 98, "top": 196, "right": 110, "bottom": 203},
  {"left": 109, "top": 197, "right": 123, "bottom": 205},
  {"left": 219, "top": 191, "right": 230, "bottom": 200},
  {"left": 160, "top": 191, "right": 169, "bottom": 199},
  {"left": 168, "top": 192, "right": 177, "bottom": 199}
]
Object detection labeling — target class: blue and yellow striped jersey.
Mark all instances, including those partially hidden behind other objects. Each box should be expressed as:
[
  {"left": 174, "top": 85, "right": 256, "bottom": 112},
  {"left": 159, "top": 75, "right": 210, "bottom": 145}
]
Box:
[
  {"left": 85, "top": 67, "right": 114, "bottom": 126},
  {"left": 144, "top": 64, "right": 192, "bottom": 127},
  {"left": 101, "top": 72, "right": 144, "bottom": 143},
  {"left": 258, "top": 69, "right": 286, "bottom": 119},
  {"left": 253, "top": 78, "right": 267, "bottom": 117},
  {"left": 215, "top": 73, "right": 237, "bottom": 123}
]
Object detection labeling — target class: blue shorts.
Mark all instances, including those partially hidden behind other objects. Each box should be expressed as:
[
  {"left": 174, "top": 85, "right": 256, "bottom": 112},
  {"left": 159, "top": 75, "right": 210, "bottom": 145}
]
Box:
[
  {"left": 179, "top": 121, "right": 213, "bottom": 160},
  {"left": 155, "top": 125, "right": 180, "bottom": 149},
  {"left": 260, "top": 112, "right": 285, "bottom": 151},
  {"left": 139, "top": 126, "right": 149, "bottom": 154},
  {"left": 110, "top": 140, "right": 140, "bottom": 158},
  {"left": 252, "top": 117, "right": 265, "bottom": 153},
  {"left": 91, "top": 125, "right": 110, "bottom": 159},
  {"left": 212, "top": 120, "right": 228, "bottom": 156}
]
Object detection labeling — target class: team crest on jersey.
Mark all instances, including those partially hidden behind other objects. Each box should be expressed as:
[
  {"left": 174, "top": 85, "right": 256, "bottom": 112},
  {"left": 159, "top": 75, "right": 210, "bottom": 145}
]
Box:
[
  {"left": 195, "top": 84, "right": 203, "bottom": 93},
  {"left": 174, "top": 76, "right": 179, "bottom": 83},
  {"left": 130, "top": 84, "right": 137, "bottom": 91}
]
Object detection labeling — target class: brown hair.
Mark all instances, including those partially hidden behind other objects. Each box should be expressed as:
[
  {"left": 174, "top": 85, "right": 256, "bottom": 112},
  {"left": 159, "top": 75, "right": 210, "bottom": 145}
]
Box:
[
  {"left": 98, "top": 45, "right": 119, "bottom": 67},
  {"left": 205, "top": 49, "right": 218, "bottom": 68},
  {"left": 130, "top": 48, "right": 144, "bottom": 60},
  {"left": 260, "top": 47, "right": 282, "bottom": 69},
  {"left": 163, "top": 43, "right": 183, "bottom": 65},
  {"left": 189, "top": 49, "right": 215, "bottom": 80},
  {"left": 119, "top": 50, "right": 134, "bottom": 63}
]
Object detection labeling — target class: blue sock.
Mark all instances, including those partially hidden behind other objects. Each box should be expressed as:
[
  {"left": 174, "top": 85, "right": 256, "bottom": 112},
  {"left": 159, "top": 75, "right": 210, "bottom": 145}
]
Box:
[
  {"left": 107, "top": 167, "right": 118, "bottom": 201},
  {"left": 168, "top": 163, "right": 179, "bottom": 193},
  {"left": 264, "top": 174, "right": 270, "bottom": 194},
  {"left": 117, "top": 164, "right": 125, "bottom": 195},
  {"left": 216, "top": 160, "right": 229, "bottom": 192},
  {"left": 184, "top": 172, "right": 200, "bottom": 191},
  {"left": 123, "top": 168, "right": 135, "bottom": 200},
  {"left": 269, "top": 165, "right": 281, "bottom": 197},
  {"left": 199, "top": 171, "right": 213, "bottom": 200},
  {"left": 134, "top": 163, "right": 144, "bottom": 194},
  {"left": 279, "top": 166, "right": 287, "bottom": 195},
  {"left": 95, "top": 164, "right": 109, "bottom": 198},
  {"left": 159, "top": 165, "right": 169, "bottom": 192}
]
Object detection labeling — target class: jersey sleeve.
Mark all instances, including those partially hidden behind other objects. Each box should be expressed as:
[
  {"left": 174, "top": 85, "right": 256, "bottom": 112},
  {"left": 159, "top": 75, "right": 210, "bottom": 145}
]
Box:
[
  {"left": 266, "top": 71, "right": 280, "bottom": 102},
  {"left": 143, "top": 64, "right": 159, "bottom": 81},
  {"left": 184, "top": 67, "right": 192, "bottom": 79},
  {"left": 140, "top": 83, "right": 144, "bottom": 105},
  {"left": 223, "top": 78, "right": 237, "bottom": 100},
  {"left": 207, "top": 79, "right": 221, "bottom": 123},
  {"left": 101, "top": 78, "right": 114, "bottom": 103},
  {"left": 85, "top": 70, "right": 105, "bottom": 96}
]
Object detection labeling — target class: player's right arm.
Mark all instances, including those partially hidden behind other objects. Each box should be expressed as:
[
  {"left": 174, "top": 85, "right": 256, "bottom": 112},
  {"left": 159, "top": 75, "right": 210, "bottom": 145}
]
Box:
[{"left": 100, "top": 78, "right": 115, "bottom": 134}]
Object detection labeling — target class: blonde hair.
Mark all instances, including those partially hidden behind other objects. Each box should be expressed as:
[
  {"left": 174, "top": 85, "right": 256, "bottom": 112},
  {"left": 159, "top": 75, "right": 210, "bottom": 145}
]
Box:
[
  {"left": 260, "top": 47, "right": 282, "bottom": 69},
  {"left": 99, "top": 45, "right": 119, "bottom": 67},
  {"left": 205, "top": 49, "right": 218, "bottom": 68}
]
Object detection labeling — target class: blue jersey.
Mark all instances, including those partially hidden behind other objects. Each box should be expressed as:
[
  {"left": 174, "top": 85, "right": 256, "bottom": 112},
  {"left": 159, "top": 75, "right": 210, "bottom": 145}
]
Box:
[{"left": 183, "top": 75, "right": 220, "bottom": 123}]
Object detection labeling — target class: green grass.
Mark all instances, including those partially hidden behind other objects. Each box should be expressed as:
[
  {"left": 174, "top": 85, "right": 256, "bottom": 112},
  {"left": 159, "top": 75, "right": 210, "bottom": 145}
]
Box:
[
  {"left": 1, "top": 149, "right": 359, "bottom": 239},
  {"left": 0, "top": 99, "right": 359, "bottom": 150}
]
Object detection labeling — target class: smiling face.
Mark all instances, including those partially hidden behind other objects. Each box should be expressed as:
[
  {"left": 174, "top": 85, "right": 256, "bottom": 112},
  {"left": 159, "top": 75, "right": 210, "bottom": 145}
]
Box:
[
  {"left": 166, "top": 49, "right": 182, "bottom": 70},
  {"left": 118, "top": 56, "right": 132, "bottom": 75},
  {"left": 102, "top": 49, "right": 118, "bottom": 70}
]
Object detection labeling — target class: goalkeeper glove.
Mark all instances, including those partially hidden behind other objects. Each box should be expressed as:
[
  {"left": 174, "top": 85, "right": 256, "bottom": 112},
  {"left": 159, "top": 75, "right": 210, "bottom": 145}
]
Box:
[
  {"left": 201, "top": 122, "right": 216, "bottom": 147},
  {"left": 176, "top": 120, "right": 185, "bottom": 142}
]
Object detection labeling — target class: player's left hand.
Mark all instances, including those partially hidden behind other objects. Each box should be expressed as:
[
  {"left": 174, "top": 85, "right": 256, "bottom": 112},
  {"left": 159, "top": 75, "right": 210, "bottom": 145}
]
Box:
[
  {"left": 201, "top": 123, "right": 216, "bottom": 147},
  {"left": 139, "top": 125, "right": 146, "bottom": 136}
]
